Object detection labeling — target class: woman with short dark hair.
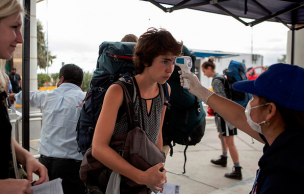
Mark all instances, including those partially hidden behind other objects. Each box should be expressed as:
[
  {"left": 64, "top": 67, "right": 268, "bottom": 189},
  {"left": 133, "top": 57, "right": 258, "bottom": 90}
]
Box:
[{"left": 92, "top": 27, "right": 183, "bottom": 193}]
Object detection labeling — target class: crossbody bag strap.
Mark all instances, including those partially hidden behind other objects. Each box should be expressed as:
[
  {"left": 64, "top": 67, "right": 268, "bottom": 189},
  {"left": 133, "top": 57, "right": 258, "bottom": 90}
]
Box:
[
  {"left": 115, "top": 81, "right": 139, "bottom": 130},
  {"left": 131, "top": 77, "right": 146, "bottom": 132}
]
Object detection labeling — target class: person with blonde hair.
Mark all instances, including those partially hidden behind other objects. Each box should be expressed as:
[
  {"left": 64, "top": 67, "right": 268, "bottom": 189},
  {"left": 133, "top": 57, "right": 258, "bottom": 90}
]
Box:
[
  {"left": 0, "top": 0, "right": 48, "bottom": 193},
  {"left": 201, "top": 57, "right": 242, "bottom": 179}
]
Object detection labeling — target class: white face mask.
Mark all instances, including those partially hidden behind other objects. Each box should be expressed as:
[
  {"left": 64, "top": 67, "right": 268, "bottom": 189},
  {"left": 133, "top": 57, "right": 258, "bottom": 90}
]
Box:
[{"left": 245, "top": 98, "right": 270, "bottom": 134}]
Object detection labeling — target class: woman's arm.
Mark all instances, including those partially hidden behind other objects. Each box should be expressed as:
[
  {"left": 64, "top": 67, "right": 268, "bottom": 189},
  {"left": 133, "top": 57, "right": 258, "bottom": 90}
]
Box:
[
  {"left": 13, "top": 139, "right": 49, "bottom": 185},
  {"left": 181, "top": 73, "right": 264, "bottom": 143},
  {"left": 92, "top": 84, "right": 166, "bottom": 190}
]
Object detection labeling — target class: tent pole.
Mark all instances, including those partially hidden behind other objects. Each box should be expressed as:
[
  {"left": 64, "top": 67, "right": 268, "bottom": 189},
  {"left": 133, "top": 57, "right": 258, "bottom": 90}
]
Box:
[
  {"left": 22, "top": 0, "right": 31, "bottom": 151},
  {"left": 291, "top": 25, "right": 295, "bottom": 65}
]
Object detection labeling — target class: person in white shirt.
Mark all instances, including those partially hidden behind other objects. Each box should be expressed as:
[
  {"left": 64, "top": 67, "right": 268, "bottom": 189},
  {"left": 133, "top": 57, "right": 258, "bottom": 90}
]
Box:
[{"left": 10, "top": 64, "right": 86, "bottom": 194}]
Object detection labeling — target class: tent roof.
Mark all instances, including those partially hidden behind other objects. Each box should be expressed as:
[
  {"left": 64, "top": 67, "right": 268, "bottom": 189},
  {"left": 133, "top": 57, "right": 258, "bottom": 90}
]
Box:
[{"left": 142, "top": 0, "right": 304, "bottom": 30}]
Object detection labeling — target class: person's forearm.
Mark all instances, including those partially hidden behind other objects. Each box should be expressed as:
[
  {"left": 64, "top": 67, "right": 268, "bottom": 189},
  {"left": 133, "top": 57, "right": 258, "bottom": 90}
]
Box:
[
  {"left": 13, "top": 139, "right": 33, "bottom": 166},
  {"left": 92, "top": 145, "right": 145, "bottom": 184},
  {"left": 207, "top": 93, "right": 264, "bottom": 143}
]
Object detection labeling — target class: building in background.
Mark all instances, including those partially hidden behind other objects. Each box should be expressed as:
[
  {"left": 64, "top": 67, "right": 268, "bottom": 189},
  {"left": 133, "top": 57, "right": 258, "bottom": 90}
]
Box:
[{"left": 191, "top": 49, "right": 263, "bottom": 88}]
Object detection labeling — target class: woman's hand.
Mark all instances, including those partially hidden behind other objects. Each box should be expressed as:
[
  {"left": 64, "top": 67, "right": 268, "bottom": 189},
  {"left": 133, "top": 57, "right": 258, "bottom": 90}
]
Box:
[
  {"left": 0, "top": 179, "right": 33, "bottom": 194},
  {"left": 140, "top": 163, "right": 166, "bottom": 192},
  {"left": 25, "top": 156, "right": 49, "bottom": 186},
  {"left": 180, "top": 72, "right": 214, "bottom": 104}
]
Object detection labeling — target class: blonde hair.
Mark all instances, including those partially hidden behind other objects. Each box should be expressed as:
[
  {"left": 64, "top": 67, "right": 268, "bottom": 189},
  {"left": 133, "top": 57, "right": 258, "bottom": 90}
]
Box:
[
  {"left": 0, "top": 0, "right": 24, "bottom": 20},
  {"left": 0, "top": 0, "right": 24, "bottom": 92}
]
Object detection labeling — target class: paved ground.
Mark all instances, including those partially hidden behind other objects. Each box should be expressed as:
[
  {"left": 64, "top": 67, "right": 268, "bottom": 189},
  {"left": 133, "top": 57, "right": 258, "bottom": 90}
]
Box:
[
  {"left": 11, "top": 108, "right": 264, "bottom": 194},
  {"left": 163, "top": 120, "right": 264, "bottom": 194}
]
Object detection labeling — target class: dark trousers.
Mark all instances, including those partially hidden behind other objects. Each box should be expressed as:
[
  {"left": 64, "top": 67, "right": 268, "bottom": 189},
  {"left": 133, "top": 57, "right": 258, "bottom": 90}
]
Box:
[{"left": 39, "top": 155, "right": 86, "bottom": 194}]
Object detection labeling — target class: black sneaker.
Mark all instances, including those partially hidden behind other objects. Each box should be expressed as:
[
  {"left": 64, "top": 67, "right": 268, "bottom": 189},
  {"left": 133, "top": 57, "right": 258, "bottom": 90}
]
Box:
[
  {"left": 211, "top": 155, "right": 227, "bottom": 167},
  {"left": 225, "top": 166, "right": 242, "bottom": 180}
]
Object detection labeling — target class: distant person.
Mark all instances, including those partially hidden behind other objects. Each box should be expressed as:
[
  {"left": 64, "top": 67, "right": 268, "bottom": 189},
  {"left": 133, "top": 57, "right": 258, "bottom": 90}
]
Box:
[
  {"left": 9, "top": 67, "right": 21, "bottom": 93},
  {"left": 121, "top": 34, "right": 138, "bottom": 43},
  {"left": 10, "top": 64, "right": 86, "bottom": 194},
  {"left": 0, "top": 0, "right": 49, "bottom": 193},
  {"left": 201, "top": 57, "right": 242, "bottom": 179}
]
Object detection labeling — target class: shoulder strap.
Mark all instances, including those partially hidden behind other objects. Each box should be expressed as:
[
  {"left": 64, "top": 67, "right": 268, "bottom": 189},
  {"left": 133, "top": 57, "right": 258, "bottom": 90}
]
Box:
[
  {"left": 115, "top": 81, "right": 139, "bottom": 129},
  {"left": 131, "top": 77, "right": 146, "bottom": 131},
  {"left": 161, "top": 82, "right": 170, "bottom": 103}
]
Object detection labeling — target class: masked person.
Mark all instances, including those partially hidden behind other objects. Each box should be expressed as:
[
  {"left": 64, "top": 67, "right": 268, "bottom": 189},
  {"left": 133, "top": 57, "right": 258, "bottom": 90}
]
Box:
[
  {"left": 180, "top": 63, "right": 304, "bottom": 193},
  {"left": 8, "top": 67, "right": 21, "bottom": 93}
]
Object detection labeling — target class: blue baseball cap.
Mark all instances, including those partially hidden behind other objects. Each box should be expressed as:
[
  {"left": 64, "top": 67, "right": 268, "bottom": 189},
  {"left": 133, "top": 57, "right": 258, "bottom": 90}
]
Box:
[{"left": 232, "top": 63, "right": 304, "bottom": 111}]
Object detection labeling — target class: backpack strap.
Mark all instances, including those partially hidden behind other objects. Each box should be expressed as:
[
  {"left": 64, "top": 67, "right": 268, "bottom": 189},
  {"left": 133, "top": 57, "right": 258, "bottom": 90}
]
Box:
[
  {"left": 132, "top": 77, "right": 146, "bottom": 132},
  {"left": 115, "top": 81, "right": 139, "bottom": 129}
]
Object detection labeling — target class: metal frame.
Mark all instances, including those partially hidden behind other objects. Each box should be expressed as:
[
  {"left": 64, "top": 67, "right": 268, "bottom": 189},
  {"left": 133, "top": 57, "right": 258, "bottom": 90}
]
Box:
[
  {"left": 14, "top": 113, "right": 43, "bottom": 144},
  {"left": 147, "top": 0, "right": 304, "bottom": 65},
  {"left": 22, "top": 0, "right": 31, "bottom": 151}
]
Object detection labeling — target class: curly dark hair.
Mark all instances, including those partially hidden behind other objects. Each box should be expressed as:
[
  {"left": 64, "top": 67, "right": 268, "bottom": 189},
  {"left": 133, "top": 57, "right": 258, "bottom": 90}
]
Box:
[{"left": 134, "top": 27, "right": 183, "bottom": 74}]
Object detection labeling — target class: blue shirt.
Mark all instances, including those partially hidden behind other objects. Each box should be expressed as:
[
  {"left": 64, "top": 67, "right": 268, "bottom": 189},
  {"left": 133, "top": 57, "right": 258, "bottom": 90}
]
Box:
[
  {"left": 8, "top": 81, "right": 12, "bottom": 93},
  {"left": 15, "top": 83, "right": 85, "bottom": 160}
]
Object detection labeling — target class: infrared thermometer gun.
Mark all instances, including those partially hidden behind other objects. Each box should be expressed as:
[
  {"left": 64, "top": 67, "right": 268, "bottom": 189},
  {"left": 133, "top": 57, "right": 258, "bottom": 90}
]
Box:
[{"left": 175, "top": 56, "right": 192, "bottom": 89}]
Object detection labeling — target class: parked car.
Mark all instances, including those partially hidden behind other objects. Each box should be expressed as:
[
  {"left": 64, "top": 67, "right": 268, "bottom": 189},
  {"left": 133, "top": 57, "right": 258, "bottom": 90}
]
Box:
[{"left": 247, "top": 66, "right": 266, "bottom": 80}]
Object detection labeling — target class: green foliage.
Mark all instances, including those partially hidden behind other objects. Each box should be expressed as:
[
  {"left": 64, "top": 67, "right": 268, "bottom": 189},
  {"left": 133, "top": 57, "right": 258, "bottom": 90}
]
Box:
[
  {"left": 81, "top": 71, "right": 93, "bottom": 92},
  {"left": 51, "top": 73, "right": 59, "bottom": 86},
  {"left": 37, "top": 74, "right": 51, "bottom": 88},
  {"left": 277, "top": 54, "right": 286, "bottom": 64},
  {"left": 37, "top": 20, "right": 56, "bottom": 70}
]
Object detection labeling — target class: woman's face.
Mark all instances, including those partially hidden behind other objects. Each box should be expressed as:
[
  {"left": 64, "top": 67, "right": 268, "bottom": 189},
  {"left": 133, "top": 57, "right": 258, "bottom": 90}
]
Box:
[
  {"left": 0, "top": 12, "right": 23, "bottom": 59},
  {"left": 144, "top": 54, "right": 175, "bottom": 84},
  {"left": 202, "top": 66, "right": 214, "bottom": 78},
  {"left": 249, "top": 95, "right": 269, "bottom": 125}
]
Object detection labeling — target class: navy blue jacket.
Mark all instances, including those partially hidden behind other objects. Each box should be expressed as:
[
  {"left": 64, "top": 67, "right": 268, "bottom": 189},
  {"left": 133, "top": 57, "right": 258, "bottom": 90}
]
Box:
[{"left": 251, "top": 128, "right": 304, "bottom": 193}]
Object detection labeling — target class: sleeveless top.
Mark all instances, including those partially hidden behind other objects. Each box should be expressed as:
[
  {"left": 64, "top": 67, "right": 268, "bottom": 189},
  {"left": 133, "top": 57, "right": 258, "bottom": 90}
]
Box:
[
  {"left": 0, "top": 91, "right": 14, "bottom": 179},
  {"left": 113, "top": 85, "right": 164, "bottom": 144},
  {"left": 98, "top": 84, "right": 164, "bottom": 193}
]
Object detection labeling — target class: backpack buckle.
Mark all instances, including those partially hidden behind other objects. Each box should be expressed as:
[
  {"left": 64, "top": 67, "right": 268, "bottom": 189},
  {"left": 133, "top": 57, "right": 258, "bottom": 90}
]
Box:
[
  {"left": 98, "top": 87, "right": 104, "bottom": 92},
  {"left": 110, "top": 75, "right": 114, "bottom": 82},
  {"left": 133, "top": 115, "right": 138, "bottom": 122}
]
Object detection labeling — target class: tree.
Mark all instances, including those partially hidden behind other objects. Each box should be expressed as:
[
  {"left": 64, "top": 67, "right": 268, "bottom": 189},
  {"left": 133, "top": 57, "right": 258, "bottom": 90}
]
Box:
[
  {"left": 51, "top": 73, "right": 59, "bottom": 86},
  {"left": 277, "top": 54, "right": 286, "bottom": 63},
  {"left": 37, "top": 20, "right": 56, "bottom": 70},
  {"left": 37, "top": 74, "right": 51, "bottom": 88},
  {"left": 81, "top": 71, "right": 93, "bottom": 92}
]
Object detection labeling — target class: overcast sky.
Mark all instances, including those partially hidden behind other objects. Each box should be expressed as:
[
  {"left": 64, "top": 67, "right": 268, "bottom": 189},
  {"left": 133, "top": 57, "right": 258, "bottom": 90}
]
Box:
[{"left": 36, "top": 0, "right": 289, "bottom": 74}]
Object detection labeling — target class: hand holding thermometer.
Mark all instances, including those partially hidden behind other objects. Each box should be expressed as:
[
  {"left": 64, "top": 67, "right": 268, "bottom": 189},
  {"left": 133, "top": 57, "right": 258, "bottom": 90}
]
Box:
[{"left": 175, "top": 56, "right": 192, "bottom": 89}]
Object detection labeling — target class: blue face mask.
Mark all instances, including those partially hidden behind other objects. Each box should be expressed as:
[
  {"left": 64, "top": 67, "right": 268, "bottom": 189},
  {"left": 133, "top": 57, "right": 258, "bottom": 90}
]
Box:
[{"left": 245, "top": 97, "right": 270, "bottom": 134}]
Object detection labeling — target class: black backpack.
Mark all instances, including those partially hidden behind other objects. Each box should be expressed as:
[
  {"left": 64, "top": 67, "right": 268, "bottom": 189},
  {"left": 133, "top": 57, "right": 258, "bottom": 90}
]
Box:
[
  {"left": 76, "top": 41, "right": 169, "bottom": 155},
  {"left": 162, "top": 45, "right": 206, "bottom": 174}
]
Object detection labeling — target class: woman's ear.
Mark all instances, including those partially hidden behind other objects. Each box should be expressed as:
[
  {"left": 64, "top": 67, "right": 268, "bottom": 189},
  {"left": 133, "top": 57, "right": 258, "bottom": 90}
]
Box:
[{"left": 265, "top": 102, "right": 276, "bottom": 122}]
